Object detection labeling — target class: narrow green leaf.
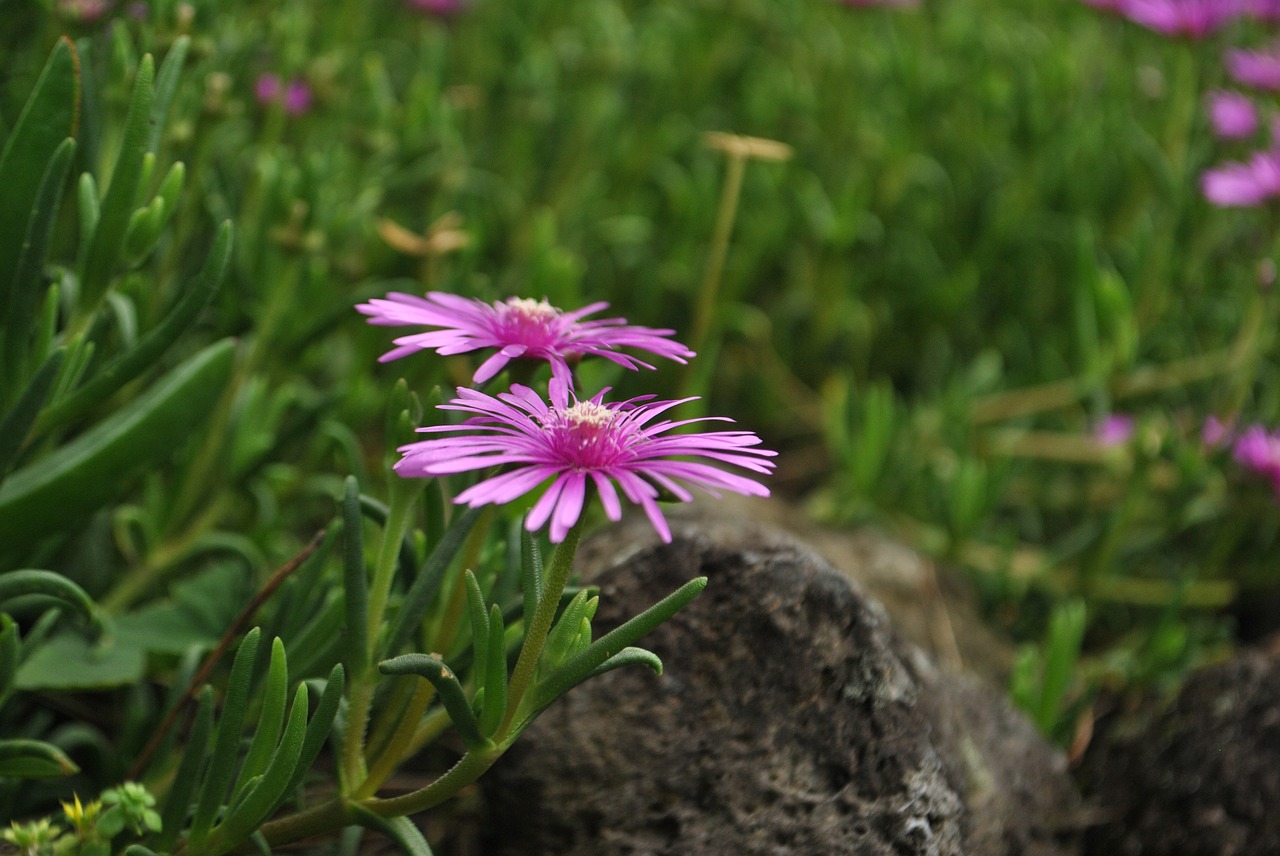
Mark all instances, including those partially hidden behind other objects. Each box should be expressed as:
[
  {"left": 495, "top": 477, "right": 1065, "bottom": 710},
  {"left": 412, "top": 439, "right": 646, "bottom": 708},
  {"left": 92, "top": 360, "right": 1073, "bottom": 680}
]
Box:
[
  {"left": 342, "top": 476, "right": 369, "bottom": 676},
  {"left": 351, "top": 807, "right": 434, "bottom": 856},
  {"left": 80, "top": 54, "right": 154, "bottom": 310},
  {"left": 189, "top": 627, "right": 261, "bottom": 847},
  {"left": 0, "top": 37, "right": 79, "bottom": 293},
  {"left": 213, "top": 683, "right": 310, "bottom": 850},
  {"left": 233, "top": 637, "right": 289, "bottom": 798},
  {"left": 478, "top": 604, "right": 507, "bottom": 738},
  {"left": 153, "top": 685, "right": 214, "bottom": 852},
  {"left": 357, "top": 494, "right": 419, "bottom": 586},
  {"left": 122, "top": 195, "right": 166, "bottom": 264},
  {"left": 3, "top": 138, "right": 75, "bottom": 367},
  {"left": 385, "top": 505, "right": 484, "bottom": 656},
  {"left": 378, "top": 654, "right": 487, "bottom": 750},
  {"left": 531, "top": 577, "right": 706, "bottom": 713},
  {"left": 0, "top": 349, "right": 64, "bottom": 487},
  {"left": 0, "top": 738, "right": 79, "bottom": 778},
  {"left": 77, "top": 172, "right": 99, "bottom": 262},
  {"left": 0, "top": 338, "right": 236, "bottom": 549},
  {"left": 520, "top": 528, "right": 543, "bottom": 632},
  {"left": 464, "top": 570, "right": 489, "bottom": 674},
  {"left": 35, "top": 221, "right": 231, "bottom": 433},
  {"left": 0, "top": 616, "right": 20, "bottom": 703},
  {"left": 148, "top": 36, "right": 189, "bottom": 152},
  {"left": 281, "top": 663, "right": 345, "bottom": 800},
  {"left": 539, "top": 590, "right": 594, "bottom": 671},
  {"left": 0, "top": 569, "right": 96, "bottom": 624},
  {"left": 586, "top": 646, "right": 663, "bottom": 680}
]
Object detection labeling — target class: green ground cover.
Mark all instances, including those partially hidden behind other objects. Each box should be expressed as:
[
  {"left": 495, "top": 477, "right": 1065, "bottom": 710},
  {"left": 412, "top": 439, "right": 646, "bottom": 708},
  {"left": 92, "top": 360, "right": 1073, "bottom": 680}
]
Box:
[{"left": 2, "top": 0, "right": 1278, "bottom": 846}]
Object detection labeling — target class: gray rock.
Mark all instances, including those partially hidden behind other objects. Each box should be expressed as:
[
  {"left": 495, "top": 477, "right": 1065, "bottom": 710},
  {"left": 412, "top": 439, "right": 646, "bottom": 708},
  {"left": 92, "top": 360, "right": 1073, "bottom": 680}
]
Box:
[
  {"left": 1083, "top": 647, "right": 1280, "bottom": 856},
  {"left": 481, "top": 509, "right": 1080, "bottom": 855}
]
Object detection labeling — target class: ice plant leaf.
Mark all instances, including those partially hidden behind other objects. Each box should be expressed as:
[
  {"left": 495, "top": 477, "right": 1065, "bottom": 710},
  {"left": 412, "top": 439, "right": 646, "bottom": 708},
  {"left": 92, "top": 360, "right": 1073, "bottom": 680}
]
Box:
[
  {"left": 3, "top": 138, "right": 75, "bottom": 383},
  {"left": 0, "top": 349, "right": 64, "bottom": 488},
  {"left": 342, "top": 476, "right": 369, "bottom": 676},
  {"left": 148, "top": 36, "right": 189, "bottom": 152},
  {"left": 0, "top": 38, "right": 79, "bottom": 298},
  {"left": 479, "top": 603, "right": 508, "bottom": 738},
  {"left": 586, "top": 646, "right": 663, "bottom": 680},
  {"left": 189, "top": 628, "right": 261, "bottom": 848},
  {"left": 282, "top": 663, "right": 345, "bottom": 800},
  {"left": 154, "top": 685, "right": 214, "bottom": 852},
  {"left": 233, "top": 637, "right": 289, "bottom": 798},
  {"left": 464, "top": 569, "right": 489, "bottom": 671},
  {"left": 385, "top": 505, "right": 485, "bottom": 656},
  {"left": 520, "top": 527, "right": 544, "bottom": 629},
  {"left": 34, "top": 221, "right": 233, "bottom": 434},
  {"left": 351, "top": 807, "right": 435, "bottom": 856},
  {"left": 0, "top": 569, "right": 97, "bottom": 626},
  {"left": 396, "top": 380, "right": 776, "bottom": 543},
  {"left": 0, "top": 616, "right": 18, "bottom": 703},
  {"left": 79, "top": 53, "right": 154, "bottom": 312},
  {"left": 0, "top": 338, "right": 236, "bottom": 550},
  {"left": 530, "top": 577, "right": 706, "bottom": 715},
  {"left": 378, "top": 653, "right": 487, "bottom": 749},
  {"left": 0, "top": 738, "right": 80, "bottom": 779},
  {"left": 213, "top": 682, "right": 311, "bottom": 848}
]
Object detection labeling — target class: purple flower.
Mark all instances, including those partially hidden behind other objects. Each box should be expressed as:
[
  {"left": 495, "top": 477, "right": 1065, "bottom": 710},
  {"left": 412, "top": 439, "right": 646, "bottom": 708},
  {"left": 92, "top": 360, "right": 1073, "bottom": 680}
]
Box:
[
  {"left": 1207, "top": 90, "right": 1259, "bottom": 139},
  {"left": 1094, "top": 414, "right": 1136, "bottom": 447},
  {"left": 357, "top": 292, "right": 695, "bottom": 384},
  {"left": 1227, "top": 45, "right": 1280, "bottom": 90},
  {"left": 1202, "top": 415, "right": 1236, "bottom": 447},
  {"left": 1232, "top": 424, "right": 1280, "bottom": 495},
  {"left": 283, "top": 80, "right": 312, "bottom": 116},
  {"left": 255, "top": 74, "right": 312, "bottom": 116},
  {"left": 396, "top": 379, "right": 776, "bottom": 542},
  {"left": 1117, "top": 0, "right": 1245, "bottom": 38},
  {"left": 1201, "top": 149, "right": 1280, "bottom": 206}
]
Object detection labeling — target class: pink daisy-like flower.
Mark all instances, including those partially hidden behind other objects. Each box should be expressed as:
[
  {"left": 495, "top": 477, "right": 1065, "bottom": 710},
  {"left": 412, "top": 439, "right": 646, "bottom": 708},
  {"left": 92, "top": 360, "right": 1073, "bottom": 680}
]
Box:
[
  {"left": 1207, "top": 90, "right": 1259, "bottom": 139},
  {"left": 1232, "top": 424, "right": 1280, "bottom": 496},
  {"left": 357, "top": 292, "right": 695, "bottom": 384},
  {"left": 1117, "top": 0, "right": 1244, "bottom": 38},
  {"left": 1093, "top": 414, "right": 1136, "bottom": 447},
  {"left": 395, "top": 379, "right": 776, "bottom": 542},
  {"left": 1227, "top": 44, "right": 1280, "bottom": 90},
  {"left": 1201, "top": 149, "right": 1280, "bottom": 206}
]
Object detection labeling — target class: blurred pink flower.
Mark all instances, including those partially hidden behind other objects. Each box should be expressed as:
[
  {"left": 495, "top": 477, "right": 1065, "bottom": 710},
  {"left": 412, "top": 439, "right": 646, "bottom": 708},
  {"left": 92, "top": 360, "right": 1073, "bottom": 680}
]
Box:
[
  {"left": 1232, "top": 425, "right": 1280, "bottom": 495},
  {"left": 1227, "top": 44, "right": 1280, "bottom": 90},
  {"left": 1207, "top": 90, "right": 1259, "bottom": 139},
  {"left": 1117, "top": 0, "right": 1245, "bottom": 38},
  {"left": 255, "top": 73, "right": 312, "bottom": 116},
  {"left": 1201, "top": 149, "right": 1280, "bottom": 206},
  {"left": 1094, "top": 414, "right": 1136, "bottom": 447},
  {"left": 396, "top": 379, "right": 776, "bottom": 542},
  {"left": 357, "top": 292, "right": 694, "bottom": 385},
  {"left": 1202, "top": 415, "right": 1236, "bottom": 447}
]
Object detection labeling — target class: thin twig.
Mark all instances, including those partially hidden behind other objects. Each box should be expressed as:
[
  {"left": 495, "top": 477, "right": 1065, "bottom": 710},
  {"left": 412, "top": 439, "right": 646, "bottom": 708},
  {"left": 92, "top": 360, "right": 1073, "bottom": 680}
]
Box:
[{"left": 128, "top": 529, "right": 329, "bottom": 780}]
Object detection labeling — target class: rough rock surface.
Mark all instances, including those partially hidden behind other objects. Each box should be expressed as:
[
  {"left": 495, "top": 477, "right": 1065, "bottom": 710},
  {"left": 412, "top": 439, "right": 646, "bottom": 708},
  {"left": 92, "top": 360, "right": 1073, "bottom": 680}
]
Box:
[
  {"left": 481, "top": 509, "right": 1080, "bottom": 855},
  {"left": 1083, "top": 647, "right": 1280, "bottom": 856}
]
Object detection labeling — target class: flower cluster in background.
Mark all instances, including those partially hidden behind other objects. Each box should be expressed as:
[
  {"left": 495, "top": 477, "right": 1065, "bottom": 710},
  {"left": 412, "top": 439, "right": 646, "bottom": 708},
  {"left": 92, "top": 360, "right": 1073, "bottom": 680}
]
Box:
[
  {"left": 361, "top": 293, "right": 775, "bottom": 542},
  {"left": 1094, "top": 412, "right": 1280, "bottom": 497},
  {"left": 254, "top": 73, "right": 312, "bottom": 116}
]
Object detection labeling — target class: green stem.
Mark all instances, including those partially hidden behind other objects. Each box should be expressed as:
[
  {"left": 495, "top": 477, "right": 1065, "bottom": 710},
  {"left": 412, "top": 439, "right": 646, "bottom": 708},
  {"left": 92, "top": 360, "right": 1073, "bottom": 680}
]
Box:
[
  {"left": 499, "top": 521, "right": 582, "bottom": 736},
  {"left": 684, "top": 148, "right": 747, "bottom": 385},
  {"left": 362, "top": 746, "right": 502, "bottom": 818},
  {"left": 341, "top": 482, "right": 418, "bottom": 795},
  {"left": 366, "top": 485, "right": 419, "bottom": 657}
]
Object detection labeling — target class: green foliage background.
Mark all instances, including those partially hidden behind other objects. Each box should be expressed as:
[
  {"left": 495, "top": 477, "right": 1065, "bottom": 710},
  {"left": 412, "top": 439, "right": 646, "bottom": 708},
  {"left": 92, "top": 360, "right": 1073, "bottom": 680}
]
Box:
[{"left": 2, "top": 0, "right": 1279, "bottom": 818}]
